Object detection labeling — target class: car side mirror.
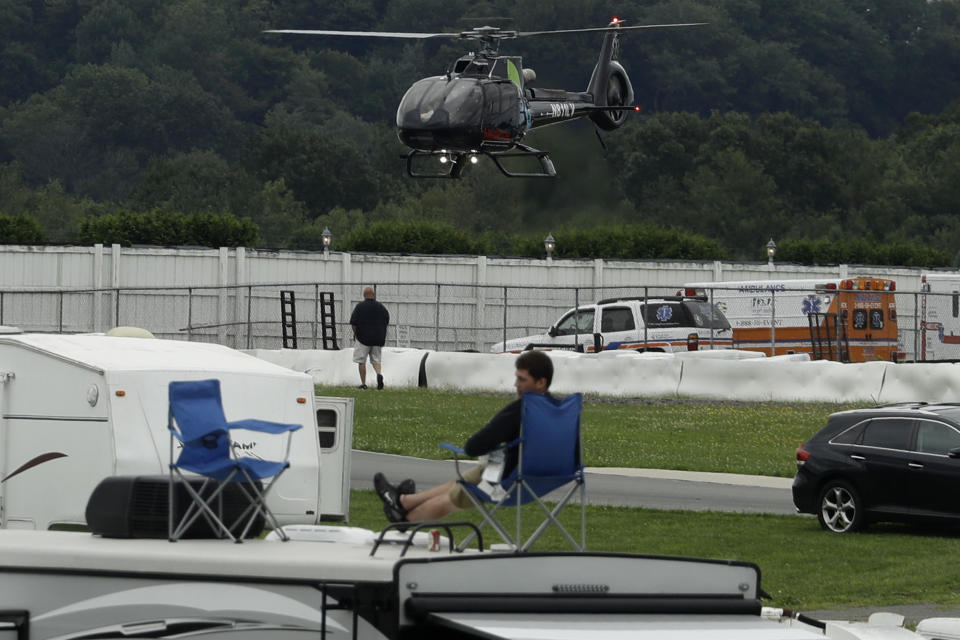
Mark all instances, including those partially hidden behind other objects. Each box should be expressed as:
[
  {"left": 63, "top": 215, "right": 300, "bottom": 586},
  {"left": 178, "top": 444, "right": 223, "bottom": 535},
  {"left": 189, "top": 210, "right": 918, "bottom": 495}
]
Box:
[
  {"left": 548, "top": 326, "right": 558, "bottom": 338},
  {"left": 949, "top": 447, "right": 960, "bottom": 459}
]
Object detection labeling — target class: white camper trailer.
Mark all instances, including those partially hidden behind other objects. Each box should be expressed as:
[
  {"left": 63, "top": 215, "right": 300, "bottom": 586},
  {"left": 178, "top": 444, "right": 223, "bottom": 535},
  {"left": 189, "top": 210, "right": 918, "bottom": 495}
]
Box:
[{"left": 0, "top": 333, "right": 353, "bottom": 530}]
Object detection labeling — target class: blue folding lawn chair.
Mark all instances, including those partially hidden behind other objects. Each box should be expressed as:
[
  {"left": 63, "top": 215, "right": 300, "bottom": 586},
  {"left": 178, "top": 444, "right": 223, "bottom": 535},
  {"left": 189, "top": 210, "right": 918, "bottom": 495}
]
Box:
[
  {"left": 167, "top": 379, "right": 302, "bottom": 543},
  {"left": 441, "top": 391, "right": 585, "bottom": 552}
]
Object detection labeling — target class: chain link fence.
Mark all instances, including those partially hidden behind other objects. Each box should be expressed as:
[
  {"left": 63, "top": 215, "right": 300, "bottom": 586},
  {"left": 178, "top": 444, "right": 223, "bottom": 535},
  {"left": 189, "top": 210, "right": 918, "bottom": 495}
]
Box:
[{"left": 1, "top": 281, "right": 958, "bottom": 361}]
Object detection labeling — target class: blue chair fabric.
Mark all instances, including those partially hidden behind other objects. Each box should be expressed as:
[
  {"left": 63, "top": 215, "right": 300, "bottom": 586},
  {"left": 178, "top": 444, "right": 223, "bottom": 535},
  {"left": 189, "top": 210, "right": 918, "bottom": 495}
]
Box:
[
  {"left": 441, "top": 391, "right": 585, "bottom": 552},
  {"left": 167, "top": 379, "right": 302, "bottom": 542}
]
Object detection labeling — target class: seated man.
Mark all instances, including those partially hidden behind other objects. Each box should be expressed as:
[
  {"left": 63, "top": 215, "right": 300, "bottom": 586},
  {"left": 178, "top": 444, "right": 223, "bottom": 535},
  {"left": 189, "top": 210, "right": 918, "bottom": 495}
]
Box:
[{"left": 374, "top": 350, "right": 554, "bottom": 524}]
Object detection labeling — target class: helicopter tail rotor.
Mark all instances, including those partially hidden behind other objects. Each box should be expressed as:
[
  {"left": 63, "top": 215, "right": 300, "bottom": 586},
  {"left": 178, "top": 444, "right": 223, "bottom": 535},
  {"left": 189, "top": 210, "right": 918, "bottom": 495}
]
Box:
[{"left": 586, "top": 20, "right": 637, "bottom": 131}]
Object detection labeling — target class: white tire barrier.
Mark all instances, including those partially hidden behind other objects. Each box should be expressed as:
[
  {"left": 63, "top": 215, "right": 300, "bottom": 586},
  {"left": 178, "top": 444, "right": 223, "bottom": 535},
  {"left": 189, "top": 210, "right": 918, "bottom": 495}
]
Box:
[{"left": 249, "top": 348, "right": 960, "bottom": 403}]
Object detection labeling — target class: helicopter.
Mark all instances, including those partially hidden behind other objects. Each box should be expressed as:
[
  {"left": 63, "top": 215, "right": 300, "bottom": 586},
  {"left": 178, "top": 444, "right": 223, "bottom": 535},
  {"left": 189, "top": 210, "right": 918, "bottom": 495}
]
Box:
[{"left": 266, "top": 18, "right": 704, "bottom": 178}]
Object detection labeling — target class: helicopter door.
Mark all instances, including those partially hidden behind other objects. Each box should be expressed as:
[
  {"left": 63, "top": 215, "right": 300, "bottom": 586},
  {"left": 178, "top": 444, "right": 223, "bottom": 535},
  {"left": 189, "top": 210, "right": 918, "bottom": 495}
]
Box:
[{"left": 480, "top": 81, "right": 524, "bottom": 146}]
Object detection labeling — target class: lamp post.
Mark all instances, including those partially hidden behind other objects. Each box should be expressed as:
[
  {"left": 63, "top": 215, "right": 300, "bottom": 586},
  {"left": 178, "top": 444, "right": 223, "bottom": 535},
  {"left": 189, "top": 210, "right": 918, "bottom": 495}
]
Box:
[
  {"left": 321, "top": 227, "right": 332, "bottom": 256},
  {"left": 766, "top": 238, "right": 776, "bottom": 267},
  {"left": 544, "top": 233, "right": 555, "bottom": 261}
]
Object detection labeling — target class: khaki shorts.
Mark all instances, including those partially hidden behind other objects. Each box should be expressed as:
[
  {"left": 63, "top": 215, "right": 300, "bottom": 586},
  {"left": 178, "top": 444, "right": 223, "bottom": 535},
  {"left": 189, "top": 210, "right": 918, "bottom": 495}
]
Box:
[
  {"left": 353, "top": 344, "right": 382, "bottom": 364},
  {"left": 449, "top": 465, "right": 484, "bottom": 509}
]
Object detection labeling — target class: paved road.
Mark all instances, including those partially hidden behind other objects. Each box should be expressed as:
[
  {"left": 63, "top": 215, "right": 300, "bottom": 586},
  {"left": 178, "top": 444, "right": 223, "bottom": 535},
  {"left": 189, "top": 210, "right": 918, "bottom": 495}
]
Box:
[{"left": 351, "top": 450, "right": 799, "bottom": 516}]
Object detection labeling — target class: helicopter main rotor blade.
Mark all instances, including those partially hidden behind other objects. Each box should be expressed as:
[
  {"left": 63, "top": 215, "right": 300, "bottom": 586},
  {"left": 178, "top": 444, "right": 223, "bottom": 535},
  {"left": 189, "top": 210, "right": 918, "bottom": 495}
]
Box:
[
  {"left": 517, "top": 22, "right": 707, "bottom": 37},
  {"left": 264, "top": 29, "right": 460, "bottom": 39}
]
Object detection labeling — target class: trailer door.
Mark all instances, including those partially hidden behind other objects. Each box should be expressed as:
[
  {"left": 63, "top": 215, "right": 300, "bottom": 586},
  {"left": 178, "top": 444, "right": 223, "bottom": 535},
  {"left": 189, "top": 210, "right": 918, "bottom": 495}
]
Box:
[
  {"left": 315, "top": 395, "right": 354, "bottom": 521},
  {"left": 0, "top": 370, "right": 10, "bottom": 528}
]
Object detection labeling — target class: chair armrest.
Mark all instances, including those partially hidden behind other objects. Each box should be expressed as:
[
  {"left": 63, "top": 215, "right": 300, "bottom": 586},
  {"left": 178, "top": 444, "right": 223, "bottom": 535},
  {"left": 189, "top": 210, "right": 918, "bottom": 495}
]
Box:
[
  {"left": 439, "top": 443, "right": 465, "bottom": 456},
  {"left": 492, "top": 438, "right": 521, "bottom": 452},
  {"left": 228, "top": 419, "right": 302, "bottom": 434},
  {"left": 439, "top": 443, "right": 470, "bottom": 479},
  {"left": 179, "top": 427, "right": 229, "bottom": 449}
]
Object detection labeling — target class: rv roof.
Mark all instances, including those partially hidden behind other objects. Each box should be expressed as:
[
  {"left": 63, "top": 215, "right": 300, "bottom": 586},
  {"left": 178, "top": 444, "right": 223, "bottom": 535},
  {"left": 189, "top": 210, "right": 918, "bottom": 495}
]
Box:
[{"left": 0, "top": 333, "right": 300, "bottom": 377}]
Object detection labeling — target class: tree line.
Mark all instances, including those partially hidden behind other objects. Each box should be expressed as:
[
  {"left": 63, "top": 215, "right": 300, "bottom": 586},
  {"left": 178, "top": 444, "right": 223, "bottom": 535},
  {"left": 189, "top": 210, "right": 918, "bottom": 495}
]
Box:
[{"left": 0, "top": 0, "right": 957, "bottom": 266}]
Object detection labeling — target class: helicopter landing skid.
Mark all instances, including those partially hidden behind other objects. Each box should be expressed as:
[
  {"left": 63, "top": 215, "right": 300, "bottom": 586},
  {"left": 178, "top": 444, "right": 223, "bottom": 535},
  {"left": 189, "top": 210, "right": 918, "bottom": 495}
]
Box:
[
  {"left": 486, "top": 143, "right": 557, "bottom": 178},
  {"left": 403, "top": 145, "right": 556, "bottom": 178}
]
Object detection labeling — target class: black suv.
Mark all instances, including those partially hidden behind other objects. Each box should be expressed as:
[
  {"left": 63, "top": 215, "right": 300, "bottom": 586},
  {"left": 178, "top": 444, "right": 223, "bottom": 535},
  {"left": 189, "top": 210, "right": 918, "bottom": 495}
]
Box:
[{"left": 793, "top": 403, "right": 960, "bottom": 532}]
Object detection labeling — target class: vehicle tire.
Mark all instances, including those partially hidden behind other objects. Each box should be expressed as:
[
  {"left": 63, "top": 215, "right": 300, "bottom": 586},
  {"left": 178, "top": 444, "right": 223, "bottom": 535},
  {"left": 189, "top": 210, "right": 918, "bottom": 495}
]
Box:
[{"left": 817, "top": 480, "right": 864, "bottom": 533}]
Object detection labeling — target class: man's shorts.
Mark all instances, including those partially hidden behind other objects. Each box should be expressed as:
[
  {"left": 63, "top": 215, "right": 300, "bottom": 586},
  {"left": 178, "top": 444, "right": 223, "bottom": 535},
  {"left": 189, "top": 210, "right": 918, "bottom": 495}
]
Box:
[
  {"left": 448, "top": 465, "right": 484, "bottom": 509},
  {"left": 353, "top": 344, "right": 382, "bottom": 364}
]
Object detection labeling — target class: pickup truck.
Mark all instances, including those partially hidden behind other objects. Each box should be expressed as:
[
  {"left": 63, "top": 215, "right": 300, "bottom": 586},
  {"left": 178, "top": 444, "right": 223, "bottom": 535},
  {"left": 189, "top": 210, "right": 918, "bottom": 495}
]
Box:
[{"left": 491, "top": 296, "right": 733, "bottom": 353}]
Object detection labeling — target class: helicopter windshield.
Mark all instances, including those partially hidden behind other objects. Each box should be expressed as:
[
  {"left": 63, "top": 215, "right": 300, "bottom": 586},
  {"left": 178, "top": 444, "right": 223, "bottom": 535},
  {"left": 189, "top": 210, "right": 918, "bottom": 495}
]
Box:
[{"left": 397, "top": 77, "right": 483, "bottom": 132}]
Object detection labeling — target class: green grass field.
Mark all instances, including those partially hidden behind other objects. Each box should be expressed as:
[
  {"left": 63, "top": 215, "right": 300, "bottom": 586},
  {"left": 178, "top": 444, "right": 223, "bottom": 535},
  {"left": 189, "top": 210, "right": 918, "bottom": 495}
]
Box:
[
  {"left": 324, "top": 385, "right": 960, "bottom": 610},
  {"left": 319, "top": 385, "right": 865, "bottom": 477},
  {"left": 349, "top": 490, "right": 960, "bottom": 610}
]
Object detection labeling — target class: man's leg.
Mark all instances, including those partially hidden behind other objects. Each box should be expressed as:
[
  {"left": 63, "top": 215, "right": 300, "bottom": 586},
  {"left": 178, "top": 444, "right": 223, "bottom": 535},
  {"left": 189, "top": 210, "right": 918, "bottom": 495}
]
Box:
[
  {"left": 405, "top": 493, "right": 460, "bottom": 522},
  {"left": 357, "top": 362, "right": 366, "bottom": 387},
  {"left": 399, "top": 480, "right": 455, "bottom": 511},
  {"left": 370, "top": 347, "right": 384, "bottom": 390}
]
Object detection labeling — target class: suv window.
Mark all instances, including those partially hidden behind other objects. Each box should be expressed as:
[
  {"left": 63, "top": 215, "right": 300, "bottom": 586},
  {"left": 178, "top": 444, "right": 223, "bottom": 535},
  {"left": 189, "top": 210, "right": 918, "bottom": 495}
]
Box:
[
  {"left": 555, "top": 309, "right": 594, "bottom": 336},
  {"left": 915, "top": 420, "right": 960, "bottom": 455},
  {"left": 683, "top": 301, "right": 731, "bottom": 330},
  {"left": 641, "top": 303, "right": 693, "bottom": 328},
  {"left": 830, "top": 422, "right": 866, "bottom": 445},
  {"left": 600, "top": 307, "right": 635, "bottom": 332},
  {"left": 861, "top": 419, "right": 913, "bottom": 450}
]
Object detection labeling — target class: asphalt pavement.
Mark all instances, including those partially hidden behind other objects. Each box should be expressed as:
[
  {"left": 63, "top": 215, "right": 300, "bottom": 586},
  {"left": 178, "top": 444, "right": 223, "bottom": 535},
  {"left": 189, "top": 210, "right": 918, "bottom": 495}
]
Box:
[{"left": 351, "top": 450, "right": 798, "bottom": 515}]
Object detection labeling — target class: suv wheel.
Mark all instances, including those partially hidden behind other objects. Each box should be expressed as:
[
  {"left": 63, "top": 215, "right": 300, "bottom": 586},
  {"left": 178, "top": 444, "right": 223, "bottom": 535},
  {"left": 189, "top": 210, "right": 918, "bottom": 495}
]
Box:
[{"left": 818, "top": 480, "right": 864, "bottom": 533}]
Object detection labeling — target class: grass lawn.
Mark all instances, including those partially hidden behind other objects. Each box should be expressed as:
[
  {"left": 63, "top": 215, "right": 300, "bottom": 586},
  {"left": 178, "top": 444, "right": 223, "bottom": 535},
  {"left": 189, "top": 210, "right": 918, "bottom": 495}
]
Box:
[
  {"left": 348, "top": 489, "right": 960, "bottom": 611},
  {"left": 319, "top": 385, "right": 865, "bottom": 477},
  {"left": 326, "top": 385, "right": 957, "bottom": 611}
]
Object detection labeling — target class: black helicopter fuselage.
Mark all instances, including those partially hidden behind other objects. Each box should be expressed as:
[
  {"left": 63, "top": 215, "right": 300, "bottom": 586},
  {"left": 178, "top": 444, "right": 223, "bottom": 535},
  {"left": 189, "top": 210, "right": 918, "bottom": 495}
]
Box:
[
  {"left": 266, "top": 18, "right": 700, "bottom": 177},
  {"left": 396, "top": 66, "right": 600, "bottom": 153}
]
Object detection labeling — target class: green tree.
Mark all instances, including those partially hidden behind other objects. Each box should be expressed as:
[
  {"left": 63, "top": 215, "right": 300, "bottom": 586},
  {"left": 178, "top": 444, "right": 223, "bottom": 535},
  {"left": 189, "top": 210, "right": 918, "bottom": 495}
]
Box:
[{"left": 0, "top": 213, "right": 43, "bottom": 244}]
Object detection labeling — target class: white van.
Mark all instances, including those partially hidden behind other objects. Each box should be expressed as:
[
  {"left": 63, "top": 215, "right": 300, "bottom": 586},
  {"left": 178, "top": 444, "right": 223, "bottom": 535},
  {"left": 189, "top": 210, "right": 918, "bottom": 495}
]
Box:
[
  {"left": 491, "top": 296, "right": 733, "bottom": 353},
  {"left": 920, "top": 273, "right": 960, "bottom": 360},
  {"left": 0, "top": 333, "right": 352, "bottom": 530}
]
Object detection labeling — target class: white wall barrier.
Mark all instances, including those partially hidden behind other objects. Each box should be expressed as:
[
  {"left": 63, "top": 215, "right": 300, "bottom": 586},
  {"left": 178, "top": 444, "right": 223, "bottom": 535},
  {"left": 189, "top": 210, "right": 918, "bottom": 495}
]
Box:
[
  {"left": 251, "top": 348, "right": 960, "bottom": 404},
  {"left": 876, "top": 362, "right": 960, "bottom": 404},
  {"left": 249, "top": 347, "right": 429, "bottom": 388},
  {"left": 675, "top": 358, "right": 888, "bottom": 403}
]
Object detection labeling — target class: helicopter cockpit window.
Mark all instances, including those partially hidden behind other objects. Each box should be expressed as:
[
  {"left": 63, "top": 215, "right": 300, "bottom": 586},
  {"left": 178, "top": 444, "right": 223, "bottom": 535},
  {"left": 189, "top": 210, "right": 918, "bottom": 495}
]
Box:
[{"left": 397, "top": 77, "right": 483, "bottom": 129}]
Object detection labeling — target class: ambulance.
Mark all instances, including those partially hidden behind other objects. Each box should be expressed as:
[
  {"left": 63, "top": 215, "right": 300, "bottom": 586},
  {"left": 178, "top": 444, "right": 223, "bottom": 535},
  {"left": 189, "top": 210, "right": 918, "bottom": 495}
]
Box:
[
  {"left": 682, "top": 277, "right": 900, "bottom": 362},
  {"left": 919, "top": 272, "right": 960, "bottom": 361}
]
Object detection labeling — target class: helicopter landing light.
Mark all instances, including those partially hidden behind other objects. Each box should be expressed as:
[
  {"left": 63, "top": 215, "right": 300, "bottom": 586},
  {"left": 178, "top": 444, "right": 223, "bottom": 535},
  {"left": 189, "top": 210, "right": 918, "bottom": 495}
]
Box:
[
  {"left": 611, "top": 16, "right": 621, "bottom": 24},
  {"left": 439, "top": 155, "right": 449, "bottom": 164},
  {"left": 469, "top": 155, "right": 479, "bottom": 164}
]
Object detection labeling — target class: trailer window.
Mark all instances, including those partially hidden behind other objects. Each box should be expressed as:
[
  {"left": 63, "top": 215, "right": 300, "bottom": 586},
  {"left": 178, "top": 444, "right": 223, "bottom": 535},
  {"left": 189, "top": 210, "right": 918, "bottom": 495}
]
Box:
[
  {"left": 317, "top": 409, "right": 338, "bottom": 449},
  {"left": 869, "top": 309, "right": 884, "bottom": 330}
]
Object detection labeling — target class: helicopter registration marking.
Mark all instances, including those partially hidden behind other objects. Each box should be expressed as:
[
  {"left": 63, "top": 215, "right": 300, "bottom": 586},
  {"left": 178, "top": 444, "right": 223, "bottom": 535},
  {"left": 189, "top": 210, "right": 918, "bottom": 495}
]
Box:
[{"left": 549, "top": 103, "right": 576, "bottom": 118}]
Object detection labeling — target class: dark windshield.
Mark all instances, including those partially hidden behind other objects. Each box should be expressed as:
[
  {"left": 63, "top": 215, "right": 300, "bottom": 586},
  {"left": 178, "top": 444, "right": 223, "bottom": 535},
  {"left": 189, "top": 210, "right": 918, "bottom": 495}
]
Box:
[
  {"left": 683, "top": 301, "right": 731, "bottom": 329},
  {"left": 397, "top": 77, "right": 483, "bottom": 130}
]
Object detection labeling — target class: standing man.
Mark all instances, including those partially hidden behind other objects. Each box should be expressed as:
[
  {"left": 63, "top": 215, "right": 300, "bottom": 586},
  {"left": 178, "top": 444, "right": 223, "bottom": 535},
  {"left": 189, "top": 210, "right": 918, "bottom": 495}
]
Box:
[{"left": 350, "top": 285, "right": 390, "bottom": 390}]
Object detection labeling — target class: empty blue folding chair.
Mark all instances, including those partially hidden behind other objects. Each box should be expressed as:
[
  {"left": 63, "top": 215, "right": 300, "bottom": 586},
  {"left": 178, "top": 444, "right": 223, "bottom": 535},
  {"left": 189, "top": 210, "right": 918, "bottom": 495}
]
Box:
[
  {"left": 167, "top": 379, "right": 302, "bottom": 543},
  {"left": 441, "top": 391, "right": 585, "bottom": 552}
]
